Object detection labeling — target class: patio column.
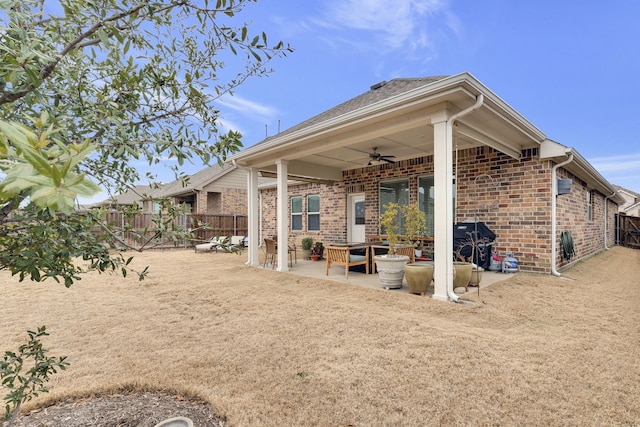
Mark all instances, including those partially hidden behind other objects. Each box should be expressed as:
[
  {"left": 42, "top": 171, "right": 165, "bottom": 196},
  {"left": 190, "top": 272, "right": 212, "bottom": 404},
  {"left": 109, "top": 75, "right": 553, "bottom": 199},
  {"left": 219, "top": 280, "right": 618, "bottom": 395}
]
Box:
[
  {"left": 432, "top": 119, "right": 454, "bottom": 301},
  {"left": 276, "top": 159, "right": 290, "bottom": 272},
  {"left": 246, "top": 167, "right": 260, "bottom": 266}
]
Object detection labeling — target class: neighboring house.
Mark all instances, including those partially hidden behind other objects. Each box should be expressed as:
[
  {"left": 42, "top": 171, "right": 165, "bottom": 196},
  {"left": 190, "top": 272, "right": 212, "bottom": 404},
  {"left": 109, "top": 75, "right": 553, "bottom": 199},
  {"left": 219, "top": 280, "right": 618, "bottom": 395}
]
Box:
[
  {"left": 91, "top": 184, "right": 160, "bottom": 211},
  {"left": 616, "top": 185, "right": 640, "bottom": 217},
  {"left": 229, "top": 72, "right": 625, "bottom": 302},
  {"left": 156, "top": 163, "right": 249, "bottom": 216},
  {"left": 93, "top": 163, "right": 253, "bottom": 215}
]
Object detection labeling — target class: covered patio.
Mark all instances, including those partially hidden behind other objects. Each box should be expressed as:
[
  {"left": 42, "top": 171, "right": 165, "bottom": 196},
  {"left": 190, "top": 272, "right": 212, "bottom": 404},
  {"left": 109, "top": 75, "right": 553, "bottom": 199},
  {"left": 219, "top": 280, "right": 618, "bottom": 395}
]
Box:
[
  {"left": 270, "top": 255, "right": 512, "bottom": 297},
  {"left": 230, "top": 72, "right": 545, "bottom": 302}
]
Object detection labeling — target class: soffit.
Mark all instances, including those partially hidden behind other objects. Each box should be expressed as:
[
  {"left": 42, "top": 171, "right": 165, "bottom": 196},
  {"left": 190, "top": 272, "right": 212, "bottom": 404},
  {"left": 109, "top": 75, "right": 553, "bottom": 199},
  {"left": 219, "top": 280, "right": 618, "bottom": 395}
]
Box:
[{"left": 231, "top": 73, "right": 545, "bottom": 176}]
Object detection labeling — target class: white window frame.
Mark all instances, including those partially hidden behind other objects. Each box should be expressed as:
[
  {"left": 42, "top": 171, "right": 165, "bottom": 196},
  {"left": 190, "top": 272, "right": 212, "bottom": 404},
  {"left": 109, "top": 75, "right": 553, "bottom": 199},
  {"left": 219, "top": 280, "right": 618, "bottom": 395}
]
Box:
[
  {"left": 291, "top": 196, "right": 303, "bottom": 231},
  {"left": 307, "top": 195, "right": 320, "bottom": 231}
]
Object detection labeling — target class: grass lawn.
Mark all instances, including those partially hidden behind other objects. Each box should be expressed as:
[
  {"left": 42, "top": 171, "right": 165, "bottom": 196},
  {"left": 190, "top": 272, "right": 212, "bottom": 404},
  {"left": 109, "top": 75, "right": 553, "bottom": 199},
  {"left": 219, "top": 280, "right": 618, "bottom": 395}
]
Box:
[{"left": 1, "top": 246, "right": 639, "bottom": 426}]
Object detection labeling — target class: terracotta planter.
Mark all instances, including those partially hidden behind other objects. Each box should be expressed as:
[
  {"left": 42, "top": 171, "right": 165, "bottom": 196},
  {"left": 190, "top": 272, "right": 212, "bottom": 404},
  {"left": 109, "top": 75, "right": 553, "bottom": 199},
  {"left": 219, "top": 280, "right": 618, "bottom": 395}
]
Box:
[
  {"left": 404, "top": 262, "right": 434, "bottom": 296},
  {"left": 310, "top": 254, "right": 320, "bottom": 261},
  {"left": 453, "top": 261, "right": 472, "bottom": 290},
  {"left": 374, "top": 254, "right": 410, "bottom": 289}
]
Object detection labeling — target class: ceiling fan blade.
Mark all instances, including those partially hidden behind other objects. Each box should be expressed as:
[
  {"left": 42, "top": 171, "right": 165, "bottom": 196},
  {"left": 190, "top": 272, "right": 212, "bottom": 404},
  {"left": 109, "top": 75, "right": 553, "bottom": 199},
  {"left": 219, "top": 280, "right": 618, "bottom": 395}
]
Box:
[{"left": 381, "top": 157, "right": 395, "bottom": 164}]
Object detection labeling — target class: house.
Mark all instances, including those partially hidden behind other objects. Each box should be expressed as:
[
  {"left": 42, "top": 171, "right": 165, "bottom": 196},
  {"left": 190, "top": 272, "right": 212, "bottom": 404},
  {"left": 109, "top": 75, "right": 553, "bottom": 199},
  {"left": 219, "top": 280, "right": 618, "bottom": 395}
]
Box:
[
  {"left": 229, "top": 72, "right": 624, "bottom": 302},
  {"left": 93, "top": 163, "right": 252, "bottom": 215},
  {"left": 616, "top": 186, "right": 640, "bottom": 217}
]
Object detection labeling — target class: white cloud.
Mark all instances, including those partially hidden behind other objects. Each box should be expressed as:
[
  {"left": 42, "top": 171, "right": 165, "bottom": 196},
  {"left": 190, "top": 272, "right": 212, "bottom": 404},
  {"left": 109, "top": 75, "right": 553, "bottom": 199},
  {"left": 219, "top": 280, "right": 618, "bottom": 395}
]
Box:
[
  {"left": 320, "top": 0, "right": 453, "bottom": 52},
  {"left": 589, "top": 152, "right": 640, "bottom": 192},
  {"left": 218, "top": 93, "right": 279, "bottom": 122},
  {"left": 589, "top": 153, "right": 640, "bottom": 174}
]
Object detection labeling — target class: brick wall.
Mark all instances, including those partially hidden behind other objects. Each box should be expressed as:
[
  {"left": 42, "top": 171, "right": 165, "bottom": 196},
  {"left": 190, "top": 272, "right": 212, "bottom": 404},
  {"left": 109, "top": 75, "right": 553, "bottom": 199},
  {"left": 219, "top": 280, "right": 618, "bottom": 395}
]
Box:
[
  {"left": 555, "top": 169, "right": 616, "bottom": 270},
  {"left": 259, "top": 146, "right": 615, "bottom": 273},
  {"left": 260, "top": 182, "right": 347, "bottom": 246},
  {"left": 221, "top": 188, "right": 248, "bottom": 216},
  {"left": 192, "top": 189, "right": 247, "bottom": 216}
]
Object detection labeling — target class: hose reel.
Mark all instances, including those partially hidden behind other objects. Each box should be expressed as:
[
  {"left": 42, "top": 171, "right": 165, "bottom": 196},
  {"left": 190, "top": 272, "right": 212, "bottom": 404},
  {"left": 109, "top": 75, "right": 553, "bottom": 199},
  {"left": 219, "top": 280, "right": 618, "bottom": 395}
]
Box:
[{"left": 560, "top": 231, "right": 575, "bottom": 261}]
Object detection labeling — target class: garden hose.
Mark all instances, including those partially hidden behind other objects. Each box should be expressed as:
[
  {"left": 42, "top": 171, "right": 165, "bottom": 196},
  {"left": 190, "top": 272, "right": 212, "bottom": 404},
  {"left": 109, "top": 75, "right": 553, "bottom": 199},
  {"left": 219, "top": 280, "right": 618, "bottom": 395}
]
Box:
[{"left": 560, "top": 231, "right": 575, "bottom": 261}]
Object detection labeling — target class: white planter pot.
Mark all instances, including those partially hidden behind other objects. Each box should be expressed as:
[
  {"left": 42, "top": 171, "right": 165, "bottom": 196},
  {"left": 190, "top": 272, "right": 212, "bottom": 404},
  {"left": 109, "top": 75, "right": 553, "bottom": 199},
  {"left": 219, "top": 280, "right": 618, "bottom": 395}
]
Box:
[
  {"left": 154, "top": 417, "right": 194, "bottom": 427},
  {"left": 374, "top": 254, "right": 410, "bottom": 289}
]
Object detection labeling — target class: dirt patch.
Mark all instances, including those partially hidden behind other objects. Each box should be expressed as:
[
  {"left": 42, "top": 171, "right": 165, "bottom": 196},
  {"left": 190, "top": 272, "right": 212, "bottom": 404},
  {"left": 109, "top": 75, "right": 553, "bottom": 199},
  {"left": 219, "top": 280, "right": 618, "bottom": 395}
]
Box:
[
  {"left": 1, "top": 246, "right": 639, "bottom": 426},
  {"left": 12, "top": 391, "right": 224, "bottom": 426}
]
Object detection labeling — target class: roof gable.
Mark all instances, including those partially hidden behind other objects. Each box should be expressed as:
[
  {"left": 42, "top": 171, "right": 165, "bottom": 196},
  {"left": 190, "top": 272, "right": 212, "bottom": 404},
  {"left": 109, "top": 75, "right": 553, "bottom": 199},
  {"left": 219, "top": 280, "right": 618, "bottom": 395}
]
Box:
[{"left": 257, "top": 76, "right": 449, "bottom": 145}]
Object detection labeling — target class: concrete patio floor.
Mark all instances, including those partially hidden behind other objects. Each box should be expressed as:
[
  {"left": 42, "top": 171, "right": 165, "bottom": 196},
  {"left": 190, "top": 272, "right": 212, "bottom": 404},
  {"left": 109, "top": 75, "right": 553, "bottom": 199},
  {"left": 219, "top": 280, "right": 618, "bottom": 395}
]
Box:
[{"left": 262, "top": 256, "right": 515, "bottom": 298}]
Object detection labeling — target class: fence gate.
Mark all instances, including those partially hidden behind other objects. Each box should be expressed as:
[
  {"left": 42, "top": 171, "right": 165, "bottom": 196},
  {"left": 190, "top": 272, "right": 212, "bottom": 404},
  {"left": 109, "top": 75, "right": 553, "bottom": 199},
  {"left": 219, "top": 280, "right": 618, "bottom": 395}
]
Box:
[{"left": 617, "top": 214, "right": 640, "bottom": 249}]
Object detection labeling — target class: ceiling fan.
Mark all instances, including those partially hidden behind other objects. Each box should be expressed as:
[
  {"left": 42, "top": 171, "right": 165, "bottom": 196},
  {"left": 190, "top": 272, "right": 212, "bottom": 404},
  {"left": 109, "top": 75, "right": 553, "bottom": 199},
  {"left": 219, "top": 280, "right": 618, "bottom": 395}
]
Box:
[{"left": 368, "top": 147, "right": 396, "bottom": 165}]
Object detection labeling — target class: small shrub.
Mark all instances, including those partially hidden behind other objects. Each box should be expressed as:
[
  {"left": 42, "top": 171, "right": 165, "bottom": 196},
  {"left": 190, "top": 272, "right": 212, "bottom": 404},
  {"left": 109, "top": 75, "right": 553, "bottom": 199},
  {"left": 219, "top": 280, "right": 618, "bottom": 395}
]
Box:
[
  {"left": 301, "top": 237, "right": 313, "bottom": 251},
  {"left": 1, "top": 326, "right": 69, "bottom": 426}
]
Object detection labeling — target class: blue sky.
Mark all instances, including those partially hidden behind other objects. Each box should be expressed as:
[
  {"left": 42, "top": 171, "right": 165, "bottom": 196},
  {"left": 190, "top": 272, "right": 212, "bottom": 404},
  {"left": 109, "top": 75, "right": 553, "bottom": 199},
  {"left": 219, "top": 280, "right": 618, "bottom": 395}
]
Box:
[
  {"left": 117, "top": 0, "right": 640, "bottom": 201},
  {"left": 208, "top": 0, "right": 640, "bottom": 194}
]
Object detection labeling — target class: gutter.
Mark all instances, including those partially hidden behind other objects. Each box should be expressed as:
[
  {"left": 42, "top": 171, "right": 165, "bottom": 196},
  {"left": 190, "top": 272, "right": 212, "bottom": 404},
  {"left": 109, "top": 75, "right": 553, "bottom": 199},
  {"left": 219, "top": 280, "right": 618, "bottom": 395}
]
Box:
[
  {"left": 445, "top": 94, "right": 484, "bottom": 302},
  {"left": 551, "top": 152, "right": 574, "bottom": 276}
]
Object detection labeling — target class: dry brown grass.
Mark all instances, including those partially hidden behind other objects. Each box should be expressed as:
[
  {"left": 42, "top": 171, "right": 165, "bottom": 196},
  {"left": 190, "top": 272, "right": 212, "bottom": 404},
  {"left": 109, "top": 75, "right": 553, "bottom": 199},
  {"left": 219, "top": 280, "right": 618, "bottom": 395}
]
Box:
[{"left": 1, "top": 246, "right": 639, "bottom": 426}]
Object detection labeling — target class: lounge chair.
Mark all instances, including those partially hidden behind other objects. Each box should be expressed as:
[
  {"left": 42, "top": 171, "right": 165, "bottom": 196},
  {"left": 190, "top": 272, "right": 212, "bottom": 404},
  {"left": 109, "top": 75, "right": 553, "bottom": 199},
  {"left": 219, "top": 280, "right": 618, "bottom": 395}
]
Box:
[{"left": 194, "top": 236, "right": 228, "bottom": 253}]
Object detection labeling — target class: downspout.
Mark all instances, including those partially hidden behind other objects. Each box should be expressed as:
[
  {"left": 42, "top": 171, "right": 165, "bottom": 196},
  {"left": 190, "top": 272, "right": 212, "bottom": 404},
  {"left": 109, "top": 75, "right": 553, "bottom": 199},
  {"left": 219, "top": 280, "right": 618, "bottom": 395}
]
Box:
[
  {"left": 551, "top": 152, "right": 574, "bottom": 276},
  {"left": 445, "top": 94, "right": 484, "bottom": 302},
  {"left": 604, "top": 192, "right": 616, "bottom": 250}
]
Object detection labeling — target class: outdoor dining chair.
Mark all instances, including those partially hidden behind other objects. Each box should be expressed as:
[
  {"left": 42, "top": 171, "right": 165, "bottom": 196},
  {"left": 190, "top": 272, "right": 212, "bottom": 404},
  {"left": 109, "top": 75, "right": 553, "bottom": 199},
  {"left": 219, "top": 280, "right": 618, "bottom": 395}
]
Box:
[
  {"left": 263, "top": 237, "right": 294, "bottom": 269},
  {"left": 325, "top": 244, "right": 370, "bottom": 278}
]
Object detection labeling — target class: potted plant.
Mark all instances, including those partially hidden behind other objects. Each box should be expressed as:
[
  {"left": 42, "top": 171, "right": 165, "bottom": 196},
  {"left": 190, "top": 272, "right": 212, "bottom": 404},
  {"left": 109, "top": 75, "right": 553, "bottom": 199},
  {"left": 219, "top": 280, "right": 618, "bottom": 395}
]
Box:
[
  {"left": 454, "top": 228, "right": 492, "bottom": 289},
  {"left": 374, "top": 202, "right": 410, "bottom": 289},
  {"left": 401, "top": 203, "right": 432, "bottom": 295},
  {"left": 452, "top": 260, "right": 473, "bottom": 291},
  {"left": 402, "top": 203, "right": 427, "bottom": 257},
  {"left": 404, "top": 262, "right": 434, "bottom": 296},
  {"left": 311, "top": 241, "right": 323, "bottom": 261},
  {"left": 469, "top": 265, "right": 484, "bottom": 287},
  {"left": 301, "top": 237, "right": 314, "bottom": 260}
]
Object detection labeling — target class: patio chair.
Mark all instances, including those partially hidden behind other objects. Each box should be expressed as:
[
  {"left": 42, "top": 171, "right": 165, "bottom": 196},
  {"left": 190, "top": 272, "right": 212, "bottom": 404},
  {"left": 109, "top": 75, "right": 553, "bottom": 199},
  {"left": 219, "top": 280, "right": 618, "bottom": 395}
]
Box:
[
  {"left": 325, "top": 245, "right": 370, "bottom": 278},
  {"left": 194, "top": 235, "right": 227, "bottom": 253},
  {"left": 393, "top": 245, "right": 416, "bottom": 263},
  {"left": 263, "top": 237, "right": 294, "bottom": 269}
]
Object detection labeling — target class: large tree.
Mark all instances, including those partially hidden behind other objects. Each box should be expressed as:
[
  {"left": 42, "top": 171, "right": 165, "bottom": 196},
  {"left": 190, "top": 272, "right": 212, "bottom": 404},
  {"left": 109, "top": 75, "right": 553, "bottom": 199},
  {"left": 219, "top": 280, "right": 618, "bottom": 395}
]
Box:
[{"left": 0, "top": 0, "right": 291, "bottom": 285}]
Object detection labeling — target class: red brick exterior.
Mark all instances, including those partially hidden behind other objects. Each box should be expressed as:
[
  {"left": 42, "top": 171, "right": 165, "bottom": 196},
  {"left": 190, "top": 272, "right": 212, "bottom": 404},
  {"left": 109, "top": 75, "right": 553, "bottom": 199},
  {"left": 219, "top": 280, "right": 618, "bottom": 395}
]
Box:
[
  {"left": 187, "top": 188, "right": 248, "bottom": 215},
  {"left": 260, "top": 146, "right": 616, "bottom": 273}
]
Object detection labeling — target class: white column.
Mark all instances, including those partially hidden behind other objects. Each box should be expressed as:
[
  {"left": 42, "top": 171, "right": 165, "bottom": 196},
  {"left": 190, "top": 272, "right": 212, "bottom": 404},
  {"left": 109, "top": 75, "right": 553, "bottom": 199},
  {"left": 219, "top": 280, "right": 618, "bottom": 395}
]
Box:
[
  {"left": 276, "top": 160, "right": 289, "bottom": 272},
  {"left": 432, "top": 119, "right": 454, "bottom": 301},
  {"left": 246, "top": 167, "right": 260, "bottom": 266}
]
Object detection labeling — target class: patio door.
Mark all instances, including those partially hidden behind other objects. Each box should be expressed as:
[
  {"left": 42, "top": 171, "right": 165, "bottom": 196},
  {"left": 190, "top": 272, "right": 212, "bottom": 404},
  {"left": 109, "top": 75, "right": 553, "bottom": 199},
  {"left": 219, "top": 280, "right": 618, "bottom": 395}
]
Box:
[{"left": 348, "top": 194, "right": 366, "bottom": 243}]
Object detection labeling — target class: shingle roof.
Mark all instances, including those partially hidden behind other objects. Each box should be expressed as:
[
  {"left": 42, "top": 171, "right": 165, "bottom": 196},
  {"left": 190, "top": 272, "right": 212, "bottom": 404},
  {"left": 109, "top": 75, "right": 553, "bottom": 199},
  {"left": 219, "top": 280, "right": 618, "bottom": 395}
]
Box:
[
  {"left": 256, "top": 76, "right": 449, "bottom": 145},
  {"left": 96, "top": 184, "right": 160, "bottom": 207},
  {"left": 158, "top": 162, "right": 233, "bottom": 197}
]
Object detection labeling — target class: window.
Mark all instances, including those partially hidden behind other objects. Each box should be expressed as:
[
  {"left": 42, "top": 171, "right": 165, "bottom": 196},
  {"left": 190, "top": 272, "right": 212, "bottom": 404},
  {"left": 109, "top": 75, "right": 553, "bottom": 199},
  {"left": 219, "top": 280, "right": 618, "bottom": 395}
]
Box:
[
  {"left": 291, "top": 196, "right": 303, "bottom": 231},
  {"left": 418, "top": 176, "right": 456, "bottom": 236},
  {"left": 354, "top": 199, "right": 365, "bottom": 225},
  {"left": 418, "top": 177, "right": 435, "bottom": 236},
  {"left": 307, "top": 195, "right": 320, "bottom": 231},
  {"left": 379, "top": 179, "right": 409, "bottom": 233},
  {"left": 586, "top": 190, "right": 593, "bottom": 221}
]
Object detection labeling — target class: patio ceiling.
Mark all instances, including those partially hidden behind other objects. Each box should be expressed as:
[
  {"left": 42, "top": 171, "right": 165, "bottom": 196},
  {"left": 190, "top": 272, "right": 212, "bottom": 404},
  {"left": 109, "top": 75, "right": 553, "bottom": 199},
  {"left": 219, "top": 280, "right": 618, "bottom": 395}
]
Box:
[{"left": 231, "top": 73, "right": 547, "bottom": 181}]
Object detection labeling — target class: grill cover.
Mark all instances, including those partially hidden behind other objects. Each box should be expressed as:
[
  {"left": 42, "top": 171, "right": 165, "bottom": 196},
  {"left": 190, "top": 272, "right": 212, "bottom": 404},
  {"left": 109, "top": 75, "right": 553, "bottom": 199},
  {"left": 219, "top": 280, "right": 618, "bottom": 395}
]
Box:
[{"left": 453, "top": 222, "right": 496, "bottom": 269}]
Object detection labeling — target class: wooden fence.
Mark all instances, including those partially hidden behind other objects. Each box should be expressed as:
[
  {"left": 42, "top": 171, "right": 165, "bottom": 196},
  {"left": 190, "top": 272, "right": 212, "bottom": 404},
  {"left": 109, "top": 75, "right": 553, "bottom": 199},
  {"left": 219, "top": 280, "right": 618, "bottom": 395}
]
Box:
[
  {"left": 102, "top": 212, "right": 248, "bottom": 249},
  {"left": 617, "top": 214, "right": 640, "bottom": 249}
]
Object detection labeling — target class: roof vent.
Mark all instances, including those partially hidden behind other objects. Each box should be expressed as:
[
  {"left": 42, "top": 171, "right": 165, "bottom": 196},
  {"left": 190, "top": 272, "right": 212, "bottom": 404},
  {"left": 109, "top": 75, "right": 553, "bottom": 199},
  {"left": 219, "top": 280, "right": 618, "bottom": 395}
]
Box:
[{"left": 370, "top": 80, "right": 387, "bottom": 90}]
